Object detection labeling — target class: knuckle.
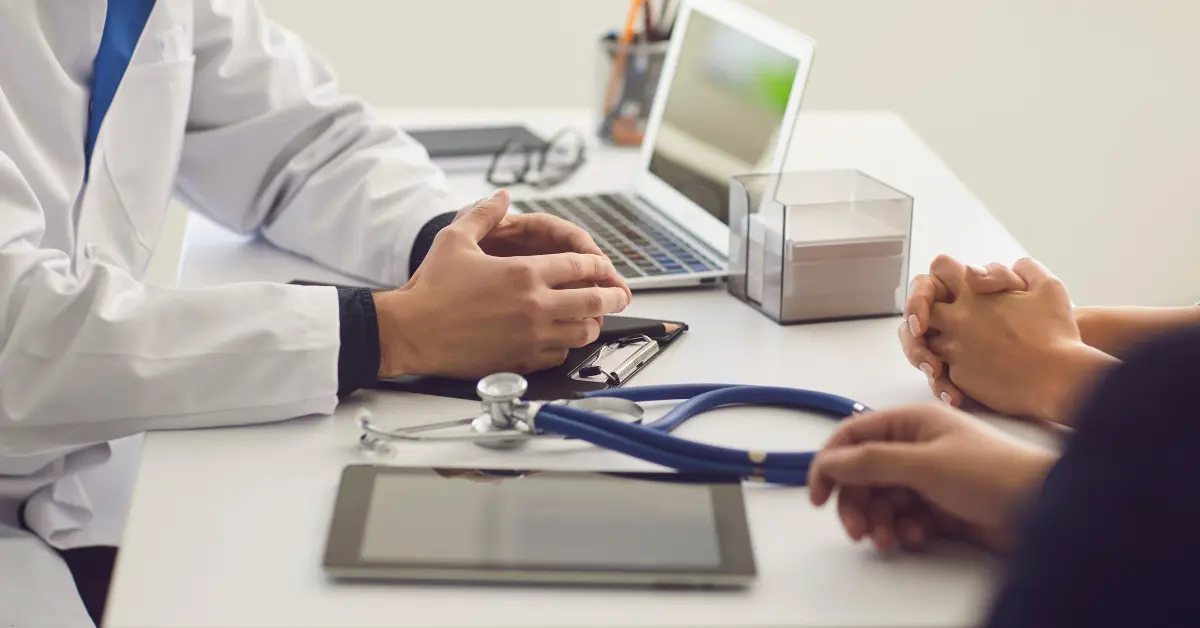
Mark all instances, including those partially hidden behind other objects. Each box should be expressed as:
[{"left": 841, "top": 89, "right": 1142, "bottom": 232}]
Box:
[
  {"left": 514, "top": 296, "right": 544, "bottom": 329},
  {"left": 930, "top": 254, "right": 955, "bottom": 269},
  {"left": 431, "top": 228, "right": 459, "bottom": 247},
  {"left": 566, "top": 254, "right": 586, "bottom": 279},
  {"left": 584, "top": 288, "right": 604, "bottom": 314},
  {"left": 548, "top": 349, "right": 570, "bottom": 367},
  {"left": 576, "top": 320, "right": 601, "bottom": 346},
  {"left": 505, "top": 260, "right": 539, "bottom": 289}
]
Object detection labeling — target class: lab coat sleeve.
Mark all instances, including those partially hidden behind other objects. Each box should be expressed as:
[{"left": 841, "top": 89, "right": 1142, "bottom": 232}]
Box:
[
  {"left": 176, "top": 1, "right": 468, "bottom": 287},
  {"left": 0, "top": 150, "right": 341, "bottom": 458}
]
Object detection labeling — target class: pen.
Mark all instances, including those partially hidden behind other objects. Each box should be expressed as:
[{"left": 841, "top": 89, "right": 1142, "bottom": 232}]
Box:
[
  {"left": 597, "top": 322, "right": 681, "bottom": 342},
  {"left": 642, "top": 0, "right": 656, "bottom": 40},
  {"left": 602, "top": 0, "right": 647, "bottom": 145}
]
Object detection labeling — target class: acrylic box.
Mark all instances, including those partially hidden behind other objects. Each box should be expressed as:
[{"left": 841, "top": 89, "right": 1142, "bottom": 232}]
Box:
[{"left": 727, "top": 170, "right": 913, "bottom": 324}]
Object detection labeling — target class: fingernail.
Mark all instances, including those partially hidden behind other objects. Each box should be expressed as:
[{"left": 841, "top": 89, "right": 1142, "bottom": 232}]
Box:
[
  {"left": 919, "top": 363, "right": 933, "bottom": 379},
  {"left": 940, "top": 392, "right": 952, "bottom": 405},
  {"left": 907, "top": 314, "right": 920, "bottom": 336},
  {"left": 968, "top": 264, "right": 988, "bottom": 276},
  {"left": 490, "top": 189, "right": 508, "bottom": 200}
]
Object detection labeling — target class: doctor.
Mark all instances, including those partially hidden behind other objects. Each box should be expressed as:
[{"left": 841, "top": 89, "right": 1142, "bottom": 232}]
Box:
[{"left": 0, "top": 1, "right": 629, "bottom": 626}]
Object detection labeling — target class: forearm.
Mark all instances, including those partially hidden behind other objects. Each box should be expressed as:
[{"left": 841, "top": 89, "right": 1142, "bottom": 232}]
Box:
[
  {"left": 1075, "top": 306, "right": 1200, "bottom": 358},
  {"left": 0, "top": 260, "right": 343, "bottom": 456}
]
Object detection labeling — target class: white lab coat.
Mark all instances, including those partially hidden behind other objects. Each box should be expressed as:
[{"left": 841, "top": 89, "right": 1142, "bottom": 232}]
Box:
[{"left": 0, "top": 1, "right": 463, "bottom": 624}]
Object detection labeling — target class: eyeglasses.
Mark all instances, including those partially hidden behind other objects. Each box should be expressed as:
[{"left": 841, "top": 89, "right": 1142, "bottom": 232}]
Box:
[{"left": 486, "top": 129, "right": 587, "bottom": 190}]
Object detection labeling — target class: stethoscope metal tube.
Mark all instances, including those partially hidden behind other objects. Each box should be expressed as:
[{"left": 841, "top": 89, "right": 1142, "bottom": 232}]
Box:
[{"left": 358, "top": 373, "right": 870, "bottom": 485}]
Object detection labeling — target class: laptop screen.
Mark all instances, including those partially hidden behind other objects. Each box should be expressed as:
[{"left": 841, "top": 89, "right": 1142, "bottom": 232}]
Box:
[{"left": 647, "top": 11, "right": 801, "bottom": 225}]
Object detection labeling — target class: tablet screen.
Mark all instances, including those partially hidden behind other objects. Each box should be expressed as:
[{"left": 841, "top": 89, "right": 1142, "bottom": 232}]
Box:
[
  {"left": 324, "top": 466, "right": 755, "bottom": 586},
  {"left": 361, "top": 472, "right": 720, "bottom": 568}
]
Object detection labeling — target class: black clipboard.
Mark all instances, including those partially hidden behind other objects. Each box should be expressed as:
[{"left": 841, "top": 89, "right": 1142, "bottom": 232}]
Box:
[
  {"left": 377, "top": 314, "right": 686, "bottom": 400},
  {"left": 289, "top": 280, "right": 688, "bottom": 401}
]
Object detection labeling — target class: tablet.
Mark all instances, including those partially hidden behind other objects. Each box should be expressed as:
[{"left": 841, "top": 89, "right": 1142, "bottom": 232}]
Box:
[
  {"left": 323, "top": 465, "right": 756, "bottom": 588},
  {"left": 406, "top": 125, "right": 545, "bottom": 171}
]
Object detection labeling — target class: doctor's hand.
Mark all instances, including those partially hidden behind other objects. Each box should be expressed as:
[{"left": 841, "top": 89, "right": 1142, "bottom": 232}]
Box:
[
  {"left": 374, "top": 190, "right": 631, "bottom": 379},
  {"left": 454, "top": 191, "right": 631, "bottom": 298},
  {"left": 809, "top": 404, "right": 1057, "bottom": 554},
  {"left": 924, "top": 257, "right": 1118, "bottom": 424},
  {"left": 900, "top": 256, "right": 1027, "bottom": 407}
]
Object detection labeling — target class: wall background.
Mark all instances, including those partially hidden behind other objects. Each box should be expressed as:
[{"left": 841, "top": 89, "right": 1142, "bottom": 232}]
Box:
[{"left": 159, "top": 0, "right": 1200, "bottom": 306}]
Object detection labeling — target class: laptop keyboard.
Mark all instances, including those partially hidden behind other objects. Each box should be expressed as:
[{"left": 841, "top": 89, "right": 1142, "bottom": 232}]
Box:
[{"left": 513, "top": 194, "right": 717, "bottom": 278}]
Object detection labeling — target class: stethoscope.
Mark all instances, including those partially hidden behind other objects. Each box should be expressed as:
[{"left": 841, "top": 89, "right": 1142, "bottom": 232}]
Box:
[{"left": 358, "top": 373, "right": 870, "bottom": 486}]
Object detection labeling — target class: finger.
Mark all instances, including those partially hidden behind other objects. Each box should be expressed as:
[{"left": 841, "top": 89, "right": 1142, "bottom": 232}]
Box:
[
  {"left": 817, "top": 406, "right": 942, "bottom": 452},
  {"left": 811, "top": 412, "right": 924, "bottom": 506},
  {"left": 926, "top": 302, "right": 959, "bottom": 338},
  {"left": 525, "top": 213, "right": 606, "bottom": 258},
  {"left": 928, "top": 255, "right": 969, "bottom": 296},
  {"left": 964, "top": 262, "right": 1027, "bottom": 294},
  {"left": 897, "top": 506, "right": 935, "bottom": 551},
  {"left": 896, "top": 516, "right": 927, "bottom": 551},
  {"left": 869, "top": 497, "right": 896, "bottom": 553},
  {"left": 926, "top": 330, "right": 958, "bottom": 360},
  {"left": 1011, "top": 257, "right": 1059, "bottom": 292},
  {"left": 540, "top": 318, "right": 603, "bottom": 349},
  {"left": 534, "top": 252, "right": 624, "bottom": 288},
  {"left": 899, "top": 329, "right": 946, "bottom": 380},
  {"left": 448, "top": 189, "right": 511, "bottom": 242},
  {"left": 835, "top": 487, "right": 872, "bottom": 542},
  {"left": 810, "top": 441, "right": 927, "bottom": 493},
  {"left": 542, "top": 286, "right": 630, "bottom": 319},
  {"left": 903, "top": 275, "right": 950, "bottom": 337},
  {"left": 929, "top": 375, "right": 965, "bottom": 408},
  {"left": 883, "top": 487, "right": 919, "bottom": 511}
]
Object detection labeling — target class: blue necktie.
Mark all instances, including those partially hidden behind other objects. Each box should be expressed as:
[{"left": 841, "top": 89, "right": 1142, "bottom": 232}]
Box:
[{"left": 85, "top": 0, "right": 157, "bottom": 176}]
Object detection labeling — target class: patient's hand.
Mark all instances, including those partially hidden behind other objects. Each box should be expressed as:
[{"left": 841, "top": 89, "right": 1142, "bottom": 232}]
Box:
[
  {"left": 900, "top": 255, "right": 1026, "bottom": 406},
  {"left": 923, "top": 258, "right": 1118, "bottom": 423}
]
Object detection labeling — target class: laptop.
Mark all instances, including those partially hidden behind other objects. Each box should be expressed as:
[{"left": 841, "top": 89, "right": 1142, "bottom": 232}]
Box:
[{"left": 513, "top": 0, "right": 816, "bottom": 289}]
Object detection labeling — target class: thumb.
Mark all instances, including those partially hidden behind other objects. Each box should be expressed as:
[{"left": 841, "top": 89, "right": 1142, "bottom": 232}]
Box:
[
  {"left": 450, "top": 189, "right": 510, "bottom": 243},
  {"left": 811, "top": 442, "right": 928, "bottom": 491},
  {"left": 964, "top": 262, "right": 1028, "bottom": 294},
  {"left": 1010, "top": 257, "right": 1057, "bottom": 291}
]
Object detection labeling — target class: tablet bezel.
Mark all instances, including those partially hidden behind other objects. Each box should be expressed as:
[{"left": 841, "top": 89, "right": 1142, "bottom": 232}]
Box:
[{"left": 323, "top": 465, "right": 756, "bottom": 588}]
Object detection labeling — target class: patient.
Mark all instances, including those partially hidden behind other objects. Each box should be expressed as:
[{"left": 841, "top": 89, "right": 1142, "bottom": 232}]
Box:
[
  {"left": 897, "top": 255, "right": 1200, "bottom": 424},
  {"left": 810, "top": 323, "right": 1200, "bottom": 626}
]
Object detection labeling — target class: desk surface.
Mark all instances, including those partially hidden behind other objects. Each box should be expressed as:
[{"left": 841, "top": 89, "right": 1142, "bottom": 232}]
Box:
[{"left": 105, "top": 108, "right": 1041, "bottom": 628}]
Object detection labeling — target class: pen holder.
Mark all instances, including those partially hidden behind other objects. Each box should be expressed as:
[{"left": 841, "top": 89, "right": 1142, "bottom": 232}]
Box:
[
  {"left": 727, "top": 170, "right": 914, "bottom": 324},
  {"left": 595, "top": 35, "right": 669, "bottom": 146}
]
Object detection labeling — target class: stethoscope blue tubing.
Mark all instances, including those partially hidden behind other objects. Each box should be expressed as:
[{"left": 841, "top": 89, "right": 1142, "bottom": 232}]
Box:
[
  {"left": 535, "top": 409, "right": 812, "bottom": 485},
  {"left": 534, "top": 384, "right": 870, "bottom": 486}
]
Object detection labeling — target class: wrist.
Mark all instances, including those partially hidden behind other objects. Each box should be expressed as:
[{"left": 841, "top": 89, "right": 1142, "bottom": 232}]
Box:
[
  {"left": 1037, "top": 341, "right": 1121, "bottom": 424},
  {"left": 995, "top": 446, "right": 1059, "bottom": 549},
  {"left": 373, "top": 289, "right": 423, "bottom": 378}
]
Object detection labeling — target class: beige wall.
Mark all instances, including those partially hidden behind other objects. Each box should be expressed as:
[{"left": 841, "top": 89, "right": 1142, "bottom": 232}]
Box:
[{"left": 220, "top": 0, "right": 1199, "bottom": 306}]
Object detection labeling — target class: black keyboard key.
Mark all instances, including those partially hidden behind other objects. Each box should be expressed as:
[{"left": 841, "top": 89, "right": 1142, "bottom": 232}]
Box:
[{"left": 688, "top": 262, "right": 710, "bottom": 271}]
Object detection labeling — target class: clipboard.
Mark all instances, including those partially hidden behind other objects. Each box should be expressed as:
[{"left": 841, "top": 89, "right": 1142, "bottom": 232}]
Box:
[
  {"left": 288, "top": 280, "right": 688, "bottom": 401},
  {"left": 375, "top": 314, "right": 687, "bottom": 401}
]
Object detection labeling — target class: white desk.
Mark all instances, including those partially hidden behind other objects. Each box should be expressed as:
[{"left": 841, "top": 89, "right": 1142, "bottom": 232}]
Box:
[{"left": 104, "top": 109, "right": 1042, "bottom": 628}]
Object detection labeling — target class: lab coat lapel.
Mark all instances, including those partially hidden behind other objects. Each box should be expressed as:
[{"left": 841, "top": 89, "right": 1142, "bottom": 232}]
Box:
[{"left": 80, "top": 0, "right": 194, "bottom": 276}]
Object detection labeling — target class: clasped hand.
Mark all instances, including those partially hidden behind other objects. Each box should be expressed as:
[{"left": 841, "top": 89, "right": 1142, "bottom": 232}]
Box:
[{"left": 899, "top": 255, "right": 1115, "bottom": 423}]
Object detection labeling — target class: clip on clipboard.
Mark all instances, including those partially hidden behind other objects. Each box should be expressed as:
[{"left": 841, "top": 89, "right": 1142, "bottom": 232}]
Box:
[
  {"left": 570, "top": 334, "right": 660, "bottom": 386},
  {"left": 287, "top": 278, "right": 687, "bottom": 401}
]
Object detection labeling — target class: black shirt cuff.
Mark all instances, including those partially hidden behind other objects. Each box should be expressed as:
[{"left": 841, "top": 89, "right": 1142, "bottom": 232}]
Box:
[
  {"left": 336, "top": 287, "right": 380, "bottom": 398},
  {"left": 408, "top": 211, "right": 457, "bottom": 276}
]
